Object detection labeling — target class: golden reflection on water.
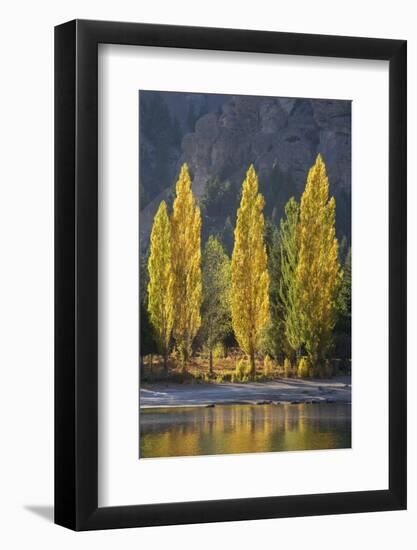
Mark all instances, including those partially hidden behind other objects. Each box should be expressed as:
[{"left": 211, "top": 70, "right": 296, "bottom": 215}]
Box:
[{"left": 139, "top": 403, "right": 351, "bottom": 458}]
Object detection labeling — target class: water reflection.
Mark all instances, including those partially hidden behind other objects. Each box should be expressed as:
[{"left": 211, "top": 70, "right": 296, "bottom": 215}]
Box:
[{"left": 139, "top": 403, "right": 351, "bottom": 458}]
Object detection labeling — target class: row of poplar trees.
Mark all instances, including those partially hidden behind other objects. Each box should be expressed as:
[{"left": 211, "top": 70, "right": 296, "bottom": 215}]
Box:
[{"left": 147, "top": 155, "right": 343, "bottom": 376}]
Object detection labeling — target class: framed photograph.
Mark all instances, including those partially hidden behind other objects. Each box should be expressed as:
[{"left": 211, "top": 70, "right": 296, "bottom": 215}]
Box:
[{"left": 55, "top": 19, "right": 406, "bottom": 530}]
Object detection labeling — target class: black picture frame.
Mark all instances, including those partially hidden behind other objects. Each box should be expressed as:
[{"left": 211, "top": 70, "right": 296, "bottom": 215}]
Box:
[{"left": 55, "top": 19, "right": 407, "bottom": 531}]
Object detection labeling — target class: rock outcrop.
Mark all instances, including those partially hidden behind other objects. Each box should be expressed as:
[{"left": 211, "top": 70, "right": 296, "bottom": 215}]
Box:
[
  {"left": 140, "top": 94, "right": 351, "bottom": 246},
  {"left": 181, "top": 95, "right": 351, "bottom": 199}
]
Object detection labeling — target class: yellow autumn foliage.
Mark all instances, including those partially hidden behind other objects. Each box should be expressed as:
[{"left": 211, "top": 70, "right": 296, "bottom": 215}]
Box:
[
  {"left": 170, "top": 164, "right": 202, "bottom": 365},
  {"left": 296, "top": 154, "right": 342, "bottom": 365},
  {"left": 147, "top": 201, "right": 174, "bottom": 370},
  {"left": 231, "top": 165, "right": 269, "bottom": 376}
]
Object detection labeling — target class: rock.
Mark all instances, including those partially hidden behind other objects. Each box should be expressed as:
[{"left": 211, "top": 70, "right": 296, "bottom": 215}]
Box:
[
  {"left": 140, "top": 94, "right": 351, "bottom": 244},
  {"left": 194, "top": 113, "right": 220, "bottom": 140},
  {"left": 205, "top": 403, "right": 215, "bottom": 408}
]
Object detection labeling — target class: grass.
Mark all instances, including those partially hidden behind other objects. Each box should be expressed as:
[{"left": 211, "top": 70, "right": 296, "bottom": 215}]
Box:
[
  {"left": 141, "top": 352, "right": 271, "bottom": 384},
  {"left": 140, "top": 352, "right": 350, "bottom": 384}
]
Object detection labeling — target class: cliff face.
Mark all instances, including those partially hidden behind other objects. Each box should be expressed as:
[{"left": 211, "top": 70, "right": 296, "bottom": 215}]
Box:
[
  {"left": 181, "top": 95, "right": 350, "bottom": 197},
  {"left": 139, "top": 92, "right": 351, "bottom": 247}
]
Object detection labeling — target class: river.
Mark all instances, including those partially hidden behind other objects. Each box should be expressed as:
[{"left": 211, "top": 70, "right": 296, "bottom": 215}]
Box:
[{"left": 140, "top": 402, "right": 351, "bottom": 458}]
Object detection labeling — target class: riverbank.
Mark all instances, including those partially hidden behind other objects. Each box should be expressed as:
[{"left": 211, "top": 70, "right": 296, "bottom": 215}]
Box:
[{"left": 140, "top": 376, "right": 351, "bottom": 408}]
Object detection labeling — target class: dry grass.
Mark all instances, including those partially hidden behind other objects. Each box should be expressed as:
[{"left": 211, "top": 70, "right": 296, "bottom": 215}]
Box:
[{"left": 141, "top": 351, "right": 284, "bottom": 384}]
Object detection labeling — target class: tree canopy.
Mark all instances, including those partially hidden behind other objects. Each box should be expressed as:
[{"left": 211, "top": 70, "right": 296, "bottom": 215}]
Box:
[{"left": 231, "top": 165, "right": 270, "bottom": 376}]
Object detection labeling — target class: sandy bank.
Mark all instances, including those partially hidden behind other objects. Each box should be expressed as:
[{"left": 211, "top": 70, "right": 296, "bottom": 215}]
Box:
[{"left": 140, "top": 376, "right": 351, "bottom": 408}]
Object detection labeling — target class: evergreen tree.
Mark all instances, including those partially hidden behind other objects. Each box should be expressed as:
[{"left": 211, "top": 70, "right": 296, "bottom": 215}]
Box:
[
  {"left": 200, "top": 177, "right": 234, "bottom": 219},
  {"left": 231, "top": 165, "right": 270, "bottom": 377},
  {"left": 147, "top": 201, "right": 174, "bottom": 371},
  {"left": 221, "top": 216, "right": 234, "bottom": 254},
  {"left": 171, "top": 164, "right": 202, "bottom": 366},
  {"left": 200, "top": 236, "right": 231, "bottom": 373},
  {"left": 296, "top": 154, "right": 342, "bottom": 365}
]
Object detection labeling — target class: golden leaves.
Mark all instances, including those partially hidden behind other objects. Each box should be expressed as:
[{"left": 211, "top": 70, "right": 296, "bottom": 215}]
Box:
[
  {"left": 231, "top": 165, "right": 270, "bottom": 374},
  {"left": 296, "top": 154, "right": 342, "bottom": 363},
  {"left": 171, "top": 164, "right": 202, "bottom": 363},
  {"left": 147, "top": 201, "right": 174, "bottom": 360}
]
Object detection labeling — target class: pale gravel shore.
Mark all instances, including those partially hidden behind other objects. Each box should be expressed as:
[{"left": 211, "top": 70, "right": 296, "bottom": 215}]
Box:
[{"left": 140, "top": 376, "right": 351, "bottom": 408}]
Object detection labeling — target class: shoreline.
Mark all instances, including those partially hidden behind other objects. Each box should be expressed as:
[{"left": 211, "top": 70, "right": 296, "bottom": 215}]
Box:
[{"left": 140, "top": 376, "right": 351, "bottom": 409}]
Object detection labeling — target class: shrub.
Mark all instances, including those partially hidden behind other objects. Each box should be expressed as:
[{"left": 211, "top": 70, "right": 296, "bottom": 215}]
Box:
[
  {"left": 297, "top": 357, "right": 309, "bottom": 378},
  {"left": 283, "top": 357, "right": 292, "bottom": 378},
  {"left": 234, "top": 359, "right": 251, "bottom": 382}
]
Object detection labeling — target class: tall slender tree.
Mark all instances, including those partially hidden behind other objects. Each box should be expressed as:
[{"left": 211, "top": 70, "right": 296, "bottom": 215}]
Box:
[
  {"left": 262, "top": 222, "right": 286, "bottom": 362},
  {"left": 200, "top": 236, "right": 231, "bottom": 373},
  {"left": 336, "top": 246, "right": 352, "bottom": 335},
  {"left": 231, "top": 165, "right": 270, "bottom": 377},
  {"left": 279, "top": 197, "right": 302, "bottom": 357},
  {"left": 171, "top": 163, "right": 202, "bottom": 366},
  {"left": 147, "top": 201, "right": 174, "bottom": 371},
  {"left": 296, "top": 154, "right": 342, "bottom": 365}
]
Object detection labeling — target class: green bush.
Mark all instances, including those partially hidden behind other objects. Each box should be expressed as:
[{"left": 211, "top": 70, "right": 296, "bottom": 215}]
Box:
[{"left": 234, "top": 359, "right": 251, "bottom": 382}]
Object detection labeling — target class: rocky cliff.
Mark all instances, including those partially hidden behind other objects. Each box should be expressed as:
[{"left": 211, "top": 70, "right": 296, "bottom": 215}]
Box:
[{"left": 139, "top": 92, "right": 351, "bottom": 248}]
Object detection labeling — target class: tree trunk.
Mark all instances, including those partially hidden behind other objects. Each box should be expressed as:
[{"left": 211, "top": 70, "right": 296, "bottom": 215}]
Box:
[
  {"left": 163, "top": 351, "right": 168, "bottom": 374},
  {"left": 250, "top": 350, "right": 256, "bottom": 379},
  {"left": 182, "top": 348, "right": 188, "bottom": 373},
  {"left": 209, "top": 349, "right": 213, "bottom": 375},
  {"left": 150, "top": 354, "right": 153, "bottom": 374}
]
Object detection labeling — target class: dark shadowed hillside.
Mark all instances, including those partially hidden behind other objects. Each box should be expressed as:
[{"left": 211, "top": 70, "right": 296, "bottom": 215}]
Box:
[{"left": 139, "top": 91, "right": 351, "bottom": 253}]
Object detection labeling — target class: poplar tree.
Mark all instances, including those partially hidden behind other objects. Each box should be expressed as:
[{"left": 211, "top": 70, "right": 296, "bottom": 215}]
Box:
[
  {"left": 296, "top": 154, "right": 342, "bottom": 365},
  {"left": 262, "top": 223, "right": 284, "bottom": 361},
  {"left": 147, "top": 201, "right": 174, "bottom": 371},
  {"left": 278, "top": 197, "right": 303, "bottom": 357},
  {"left": 171, "top": 163, "right": 202, "bottom": 366},
  {"left": 231, "top": 165, "right": 270, "bottom": 377},
  {"left": 200, "top": 236, "right": 231, "bottom": 373},
  {"left": 263, "top": 221, "right": 291, "bottom": 363}
]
